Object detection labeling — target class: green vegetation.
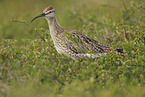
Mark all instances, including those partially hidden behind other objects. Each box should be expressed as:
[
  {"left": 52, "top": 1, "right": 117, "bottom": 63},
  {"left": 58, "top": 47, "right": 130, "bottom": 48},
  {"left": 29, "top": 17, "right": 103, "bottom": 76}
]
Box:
[{"left": 0, "top": 0, "right": 145, "bottom": 97}]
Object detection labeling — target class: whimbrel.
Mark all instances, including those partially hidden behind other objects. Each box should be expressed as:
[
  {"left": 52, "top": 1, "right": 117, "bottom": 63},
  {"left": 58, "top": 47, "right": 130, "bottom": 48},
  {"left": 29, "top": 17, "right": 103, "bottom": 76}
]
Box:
[{"left": 31, "top": 6, "right": 123, "bottom": 60}]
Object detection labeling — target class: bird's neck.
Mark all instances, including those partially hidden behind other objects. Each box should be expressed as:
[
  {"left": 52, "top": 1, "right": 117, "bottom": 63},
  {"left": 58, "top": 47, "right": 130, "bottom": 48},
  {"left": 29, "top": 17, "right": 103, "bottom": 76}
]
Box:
[{"left": 46, "top": 16, "right": 63, "bottom": 35}]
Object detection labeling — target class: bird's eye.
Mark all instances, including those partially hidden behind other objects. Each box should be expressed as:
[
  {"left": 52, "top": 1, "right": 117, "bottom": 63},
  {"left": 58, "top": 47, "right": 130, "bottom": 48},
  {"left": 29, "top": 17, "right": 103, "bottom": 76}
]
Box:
[{"left": 49, "top": 11, "right": 52, "bottom": 13}]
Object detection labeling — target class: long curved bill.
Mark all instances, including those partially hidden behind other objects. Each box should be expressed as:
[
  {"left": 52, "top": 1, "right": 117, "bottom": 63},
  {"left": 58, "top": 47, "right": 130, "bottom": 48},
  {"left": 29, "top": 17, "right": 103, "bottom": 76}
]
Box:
[{"left": 31, "top": 13, "right": 46, "bottom": 22}]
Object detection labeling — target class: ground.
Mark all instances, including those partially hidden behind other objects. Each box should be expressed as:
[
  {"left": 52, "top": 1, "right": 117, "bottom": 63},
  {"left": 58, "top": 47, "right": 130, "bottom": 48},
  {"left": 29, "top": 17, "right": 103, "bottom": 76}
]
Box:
[{"left": 0, "top": 0, "right": 145, "bottom": 97}]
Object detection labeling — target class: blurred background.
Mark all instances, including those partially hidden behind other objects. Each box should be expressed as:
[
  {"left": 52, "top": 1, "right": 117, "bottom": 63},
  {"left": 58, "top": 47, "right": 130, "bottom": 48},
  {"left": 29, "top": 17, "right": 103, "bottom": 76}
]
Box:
[{"left": 0, "top": 0, "right": 132, "bottom": 40}]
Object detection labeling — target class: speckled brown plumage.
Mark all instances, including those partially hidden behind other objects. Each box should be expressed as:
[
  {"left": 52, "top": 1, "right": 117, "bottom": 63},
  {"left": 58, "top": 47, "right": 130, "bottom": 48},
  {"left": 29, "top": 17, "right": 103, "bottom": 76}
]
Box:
[{"left": 31, "top": 6, "right": 123, "bottom": 60}]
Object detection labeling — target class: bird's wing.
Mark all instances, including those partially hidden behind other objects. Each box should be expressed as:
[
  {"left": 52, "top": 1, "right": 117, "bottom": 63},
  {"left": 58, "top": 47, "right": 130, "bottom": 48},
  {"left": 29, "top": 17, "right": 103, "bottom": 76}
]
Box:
[{"left": 64, "top": 28, "right": 111, "bottom": 54}]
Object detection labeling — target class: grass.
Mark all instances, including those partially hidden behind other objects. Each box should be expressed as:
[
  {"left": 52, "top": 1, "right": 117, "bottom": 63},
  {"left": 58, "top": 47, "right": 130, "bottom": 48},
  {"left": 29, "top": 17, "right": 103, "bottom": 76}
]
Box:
[{"left": 0, "top": 0, "right": 145, "bottom": 97}]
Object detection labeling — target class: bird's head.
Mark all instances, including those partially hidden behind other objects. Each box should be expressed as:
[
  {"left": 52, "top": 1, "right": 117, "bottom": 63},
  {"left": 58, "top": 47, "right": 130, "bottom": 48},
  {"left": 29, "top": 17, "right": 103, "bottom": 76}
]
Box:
[{"left": 31, "top": 6, "right": 55, "bottom": 22}]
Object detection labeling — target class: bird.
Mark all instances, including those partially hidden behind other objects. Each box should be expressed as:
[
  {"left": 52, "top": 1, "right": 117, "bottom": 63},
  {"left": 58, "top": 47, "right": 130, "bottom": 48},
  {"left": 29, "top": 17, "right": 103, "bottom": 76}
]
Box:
[{"left": 31, "top": 6, "right": 123, "bottom": 60}]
